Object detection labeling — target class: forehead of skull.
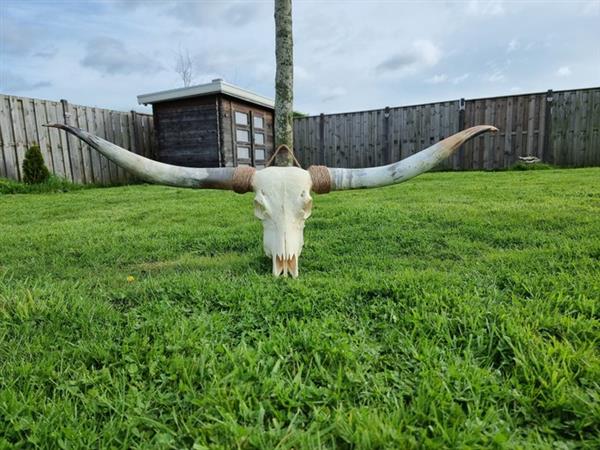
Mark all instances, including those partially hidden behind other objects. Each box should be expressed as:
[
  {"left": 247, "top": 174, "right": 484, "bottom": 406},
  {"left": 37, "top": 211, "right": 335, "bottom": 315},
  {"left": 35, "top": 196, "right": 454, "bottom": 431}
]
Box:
[{"left": 252, "top": 167, "right": 312, "bottom": 199}]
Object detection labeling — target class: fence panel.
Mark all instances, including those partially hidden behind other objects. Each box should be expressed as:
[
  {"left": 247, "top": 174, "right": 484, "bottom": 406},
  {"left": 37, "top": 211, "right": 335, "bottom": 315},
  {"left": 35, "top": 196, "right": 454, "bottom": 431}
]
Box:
[
  {"left": 2, "top": 89, "right": 599, "bottom": 184},
  {"left": 551, "top": 89, "right": 600, "bottom": 166},
  {"left": 0, "top": 93, "right": 154, "bottom": 183},
  {"left": 295, "top": 87, "right": 599, "bottom": 170}
]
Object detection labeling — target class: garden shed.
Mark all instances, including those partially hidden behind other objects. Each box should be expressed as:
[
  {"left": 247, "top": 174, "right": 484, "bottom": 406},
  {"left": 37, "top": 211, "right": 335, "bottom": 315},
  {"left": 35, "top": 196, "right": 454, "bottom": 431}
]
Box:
[{"left": 138, "top": 79, "right": 274, "bottom": 168}]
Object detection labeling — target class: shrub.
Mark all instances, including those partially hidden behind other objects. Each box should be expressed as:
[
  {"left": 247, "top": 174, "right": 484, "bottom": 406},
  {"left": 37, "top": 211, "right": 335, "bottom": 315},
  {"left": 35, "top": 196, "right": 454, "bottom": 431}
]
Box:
[
  {"left": 509, "top": 162, "right": 554, "bottom": 171},
  {"left": 22, "top": 144, "right": 50, "bottom": 184}
]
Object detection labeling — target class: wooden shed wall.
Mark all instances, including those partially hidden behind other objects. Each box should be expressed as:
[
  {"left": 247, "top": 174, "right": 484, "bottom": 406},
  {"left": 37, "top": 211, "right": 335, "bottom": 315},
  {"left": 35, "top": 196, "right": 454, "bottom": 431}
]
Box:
[
  {"left": 219, "top": 95, "right": 274, "bottom": 167},
  {"left": 153, "top": 95, "right": 220, "bottom": 167}
]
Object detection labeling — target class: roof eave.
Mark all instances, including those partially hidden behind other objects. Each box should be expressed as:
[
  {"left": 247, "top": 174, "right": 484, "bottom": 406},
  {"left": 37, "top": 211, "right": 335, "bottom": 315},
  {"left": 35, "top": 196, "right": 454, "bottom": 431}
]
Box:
[{"left": 137, "top": 80, "right": 274, "bottom": 109}]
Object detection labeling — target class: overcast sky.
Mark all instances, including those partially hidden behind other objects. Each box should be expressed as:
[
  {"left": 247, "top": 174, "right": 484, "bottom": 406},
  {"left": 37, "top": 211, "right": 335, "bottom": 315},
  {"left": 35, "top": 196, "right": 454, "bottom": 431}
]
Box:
[{"left": 1, "top": 0, "right": 599, "bottom": 115}]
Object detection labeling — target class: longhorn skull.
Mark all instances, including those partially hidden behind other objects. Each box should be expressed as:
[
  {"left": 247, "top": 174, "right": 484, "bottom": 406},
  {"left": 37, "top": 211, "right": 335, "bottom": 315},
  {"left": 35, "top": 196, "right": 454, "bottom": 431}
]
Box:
[{"left": 46, "top": 124, "right": 497, "bottom": 277}]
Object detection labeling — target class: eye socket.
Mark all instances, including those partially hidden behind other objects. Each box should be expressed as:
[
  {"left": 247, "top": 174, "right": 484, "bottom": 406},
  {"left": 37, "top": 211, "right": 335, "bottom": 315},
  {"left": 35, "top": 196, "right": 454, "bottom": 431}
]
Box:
[
  {"left": 301, "top": 198, "right": 313, "bottom": 219},
  {"left": 254, "top": 199, "right": 268, "bottom": 219}
]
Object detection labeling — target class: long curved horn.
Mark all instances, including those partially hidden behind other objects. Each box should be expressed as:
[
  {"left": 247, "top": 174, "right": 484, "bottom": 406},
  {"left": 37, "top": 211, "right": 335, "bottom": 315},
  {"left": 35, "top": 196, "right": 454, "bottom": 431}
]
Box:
[
  {"left": 309, "top": 125, "right": 498, "bottom": 192},
  {"left": 44, "top": 124, "right": 254, "bottom": 192}
]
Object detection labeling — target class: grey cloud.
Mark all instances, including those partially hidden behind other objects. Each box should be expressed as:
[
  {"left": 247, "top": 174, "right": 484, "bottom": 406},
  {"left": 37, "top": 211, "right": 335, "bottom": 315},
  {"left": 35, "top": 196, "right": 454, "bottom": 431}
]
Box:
[
  {"left": 34, "top": 46, "right": 58, "bottom": 59},
  {"left": 376, "top": 41, "right": 441, "bottom": 75},
  {"left": 0, "top": 22, "right": 36, "bottom": 55},
  {"left": 168, "top": 2, "right": 267, "bottom": 27},
  {"left": 320, "top": 86, "right": 347, "bottom": 103},
  {"left": 81, "top": 37, "right": 163, "bottom": 75},
  {"left": 376, "top": 54, "right": 419, "bottom": 74},
  {"left": 0, "top": 71, "right": 51, "bottom": 91},
  {"left": 111, "top": 0, "right": 146, "bottom": 10}
]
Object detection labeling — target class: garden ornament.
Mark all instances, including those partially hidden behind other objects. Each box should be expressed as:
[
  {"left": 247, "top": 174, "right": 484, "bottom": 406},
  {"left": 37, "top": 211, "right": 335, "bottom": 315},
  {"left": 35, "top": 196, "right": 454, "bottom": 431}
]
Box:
[{"left": 46, "top": 124, "right": 497, "bottom": 277}]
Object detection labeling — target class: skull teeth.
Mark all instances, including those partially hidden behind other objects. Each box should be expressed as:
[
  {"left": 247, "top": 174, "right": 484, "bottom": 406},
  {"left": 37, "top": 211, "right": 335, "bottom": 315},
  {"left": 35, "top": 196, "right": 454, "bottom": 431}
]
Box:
[{"left": 273, "top": 254, "right": 299, "bottom": 278}]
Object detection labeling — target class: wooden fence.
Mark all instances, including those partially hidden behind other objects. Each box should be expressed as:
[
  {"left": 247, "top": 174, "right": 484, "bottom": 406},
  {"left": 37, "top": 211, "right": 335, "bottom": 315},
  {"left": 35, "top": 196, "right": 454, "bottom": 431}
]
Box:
[
  {"left": 0, "top": 94, "right": 155, "bottom": 184},
  {"left": 1, "top": 88, "right": 598, "bottom": 185},
  {"left": 294, "top": 87, "right": 600, "bottom": 170}
]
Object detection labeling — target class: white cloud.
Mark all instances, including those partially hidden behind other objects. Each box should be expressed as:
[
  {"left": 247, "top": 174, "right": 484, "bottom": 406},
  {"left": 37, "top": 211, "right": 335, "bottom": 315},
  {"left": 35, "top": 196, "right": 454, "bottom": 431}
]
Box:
[
  {"left": 427, "top": 74, "right": 448, "bottom": 84},
  {"left": 294, "top": 65, "right": 311, "bottom": 81},
  {"left": 556, "top": 66, "right": 572, "bottom": 77},
  {"left": 1, "top": 0, "right": 598, "bottom": 114},
  {"left": 507, "top": 38, "right": 520, "bottom": 53},
  {"left": 415, "top": 40, "right": 442, "bottom": 66},
  {"left": 582, "top": 0, "right": 600, "bottom": 16},
  {"left": 487, "top": 71, "right": 506, "bottom": 82},
  {"left": 452, "top": 73, "right": 470, "bottom": 84},
  {"left": 466, "top": 0, "right": 505, "bottom": 16}
]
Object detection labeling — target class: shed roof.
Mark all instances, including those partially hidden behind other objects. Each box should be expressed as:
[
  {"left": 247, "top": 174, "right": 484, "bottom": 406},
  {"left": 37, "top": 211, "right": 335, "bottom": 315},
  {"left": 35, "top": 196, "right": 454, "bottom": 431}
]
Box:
[{"left": 137, "top": 79, "right": 274, "bottom": 108}]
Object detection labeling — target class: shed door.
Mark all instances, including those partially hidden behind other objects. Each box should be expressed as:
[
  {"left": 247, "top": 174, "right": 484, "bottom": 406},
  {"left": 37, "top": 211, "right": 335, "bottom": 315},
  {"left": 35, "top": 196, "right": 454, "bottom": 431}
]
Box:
[{"left": 234, "top": 110, "right": 268, "bottom": 168}]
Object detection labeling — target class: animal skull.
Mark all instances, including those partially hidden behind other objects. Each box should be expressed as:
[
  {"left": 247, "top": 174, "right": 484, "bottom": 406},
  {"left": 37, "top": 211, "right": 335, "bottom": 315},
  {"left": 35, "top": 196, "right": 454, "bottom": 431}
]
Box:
[
  {"left": 45, "top": 124, "right": 497, "bottom": 277},
  {"left": 253, "top": 167, "right": 313, "bottom": 277}
]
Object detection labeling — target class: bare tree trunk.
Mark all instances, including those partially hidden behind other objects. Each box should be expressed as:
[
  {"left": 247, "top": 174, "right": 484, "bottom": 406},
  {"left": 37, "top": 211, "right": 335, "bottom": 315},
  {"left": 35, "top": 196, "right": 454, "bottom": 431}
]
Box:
[{"left": 274, "top": 0, "right": 294, "bottom": 166}]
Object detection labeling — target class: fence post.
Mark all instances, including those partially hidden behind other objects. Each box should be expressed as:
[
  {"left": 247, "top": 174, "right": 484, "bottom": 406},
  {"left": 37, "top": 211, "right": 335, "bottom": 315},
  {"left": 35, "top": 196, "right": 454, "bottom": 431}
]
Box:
[
  {"left": 6, "top": 96, "right": 23, "bottom": 181},
  {"left": 543, "top": 89, "right": 553, "bottom": 164},
  {"left": 130, "top": 110, "right": 139, "bottom": 155},
  {"left": 60, "top": 99, "right": 81, "bottom": 183},
  {"left": 456, "top": 98, "right": 466, "bottom": 170},
  {"left": 319, "top": 113, "right": 325, "bottom": 165},
  {"left": 383, "top": 106, "right": 391, "bottom": 164}
]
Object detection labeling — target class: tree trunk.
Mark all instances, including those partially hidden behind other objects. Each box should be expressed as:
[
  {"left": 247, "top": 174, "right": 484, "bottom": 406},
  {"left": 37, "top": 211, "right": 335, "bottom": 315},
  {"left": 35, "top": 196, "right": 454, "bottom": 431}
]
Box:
[{"left": 274, "top": 0, "right": 294, "bottom": 166}]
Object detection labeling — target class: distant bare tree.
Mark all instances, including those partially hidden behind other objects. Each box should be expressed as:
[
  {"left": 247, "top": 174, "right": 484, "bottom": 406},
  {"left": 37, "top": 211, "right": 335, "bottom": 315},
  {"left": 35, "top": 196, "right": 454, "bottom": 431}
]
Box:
[{"left": 174, "top": 47, "right": 194, "bottom": 87}]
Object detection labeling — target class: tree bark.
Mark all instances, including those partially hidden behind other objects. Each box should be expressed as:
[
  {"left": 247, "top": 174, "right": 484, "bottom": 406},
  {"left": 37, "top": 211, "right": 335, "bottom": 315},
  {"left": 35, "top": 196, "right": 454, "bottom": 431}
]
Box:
[{"left": 274, "top": 0, "right": 294, "bottom": 166}]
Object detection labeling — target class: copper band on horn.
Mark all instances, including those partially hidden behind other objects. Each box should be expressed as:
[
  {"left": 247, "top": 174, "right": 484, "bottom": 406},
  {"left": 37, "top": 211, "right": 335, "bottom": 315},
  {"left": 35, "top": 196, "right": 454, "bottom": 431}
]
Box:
[
  {"left": 232, "top": 166, "right": 256, "bottom": 193},
  {"left": 308, "top": 165, "right": 332, "bottom": 194}
]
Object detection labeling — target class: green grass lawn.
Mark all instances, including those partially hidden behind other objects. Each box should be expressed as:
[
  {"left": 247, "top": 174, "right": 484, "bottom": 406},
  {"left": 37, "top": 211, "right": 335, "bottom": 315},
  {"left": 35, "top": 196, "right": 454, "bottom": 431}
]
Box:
[{"left": 1, "top": 169, "right": 599, "bottom": 449}]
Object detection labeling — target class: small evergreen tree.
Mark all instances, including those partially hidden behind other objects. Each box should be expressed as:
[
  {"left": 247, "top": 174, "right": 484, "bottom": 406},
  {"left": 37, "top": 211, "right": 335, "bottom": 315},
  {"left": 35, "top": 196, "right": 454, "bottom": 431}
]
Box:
[{"left": 22, "top": 144, "right": 50, "bottom": 184}]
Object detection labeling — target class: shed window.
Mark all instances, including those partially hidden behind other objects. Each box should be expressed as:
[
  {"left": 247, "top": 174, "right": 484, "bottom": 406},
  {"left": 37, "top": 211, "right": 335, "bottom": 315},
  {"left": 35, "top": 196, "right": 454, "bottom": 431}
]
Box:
[
  {"left": 237, "top": 146, "right": 250, "bottom": 159},
  {"left": 235, "top": 111, "right": 248, "bottom": 125},
  {"left": 236, "top": 129, "right": 250, "bottom": 142},
  {"left": 233, "top": 109, "right": 269, "bottom": 168}
]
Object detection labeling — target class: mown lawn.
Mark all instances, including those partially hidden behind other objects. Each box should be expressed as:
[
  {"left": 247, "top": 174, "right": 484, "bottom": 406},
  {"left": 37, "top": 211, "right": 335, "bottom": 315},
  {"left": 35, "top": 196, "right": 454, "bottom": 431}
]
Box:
[{"left": 1, "top": 168, "right": 599, "bottom": 449}]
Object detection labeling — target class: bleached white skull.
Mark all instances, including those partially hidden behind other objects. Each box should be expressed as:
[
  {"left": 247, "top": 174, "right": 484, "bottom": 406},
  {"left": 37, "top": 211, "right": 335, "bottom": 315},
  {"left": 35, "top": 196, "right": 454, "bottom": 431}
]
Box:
[
  {"left": 252, "top": 166, "right": 313, "bottom": 277},
  {"left": 47, "top": 124, "right": 497, "bottom": 277}
]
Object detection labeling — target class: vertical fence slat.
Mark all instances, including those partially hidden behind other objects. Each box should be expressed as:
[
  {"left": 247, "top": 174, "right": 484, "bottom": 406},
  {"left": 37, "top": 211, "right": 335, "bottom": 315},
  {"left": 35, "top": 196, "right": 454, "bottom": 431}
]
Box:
[
  {"left": 94, "top": 108, "right": 109, "bottom": 184},
  {"left": 32, "top": 99, "right": 54, "bottom": 173},
  {"left": 48, "top": 101, "right": 70, "bottom": 180},
  {"left": 0, "top": 96, "right": 19, "bottom": 180},
  {"left": 61, "top": 100, "right": 84, "bottom": 183},
  {"left": 74, "top": 106, "right": 93, "bottom": 184},
  {"left": 8, "top": 96, "right": 27, "bottom": 180},
  {"left": 120, "top": 112, "right": 132, "bottom": 183},
  {"left": 0, "top": 107, "right": 6, "bottom": 177},
  {"left": 84, "top": 107, "right": 101, "bottom": 184}
]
